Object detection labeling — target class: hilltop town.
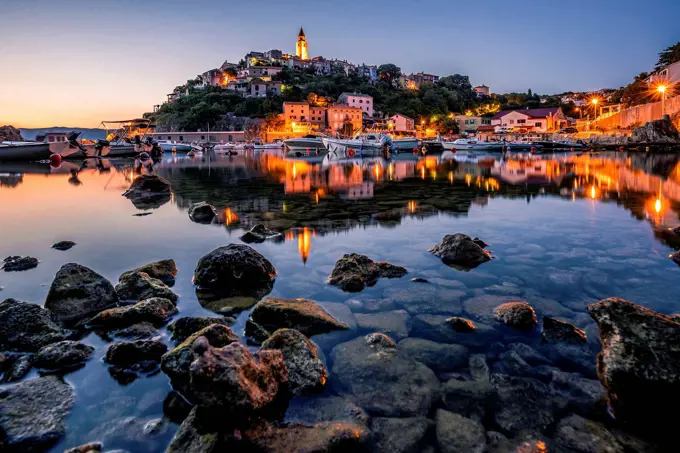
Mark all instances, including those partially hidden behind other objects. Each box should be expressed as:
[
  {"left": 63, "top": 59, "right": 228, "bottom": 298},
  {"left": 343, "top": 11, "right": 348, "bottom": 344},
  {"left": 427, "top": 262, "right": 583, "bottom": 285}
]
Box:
[{"left": 145, "top": 30, "right": 679, "bottom": 143}]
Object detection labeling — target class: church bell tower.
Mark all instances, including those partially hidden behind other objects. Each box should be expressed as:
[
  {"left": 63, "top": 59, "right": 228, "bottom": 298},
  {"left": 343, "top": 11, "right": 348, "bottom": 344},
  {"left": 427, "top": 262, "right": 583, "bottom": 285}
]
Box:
[{"left": 296, "top": 27, "right": 308, "bottom": 60}]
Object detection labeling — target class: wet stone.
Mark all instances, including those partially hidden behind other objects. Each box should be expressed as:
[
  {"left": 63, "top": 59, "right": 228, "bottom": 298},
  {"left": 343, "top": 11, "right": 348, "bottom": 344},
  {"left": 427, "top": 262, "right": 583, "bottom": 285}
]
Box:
[
  {"left": 1, "top": 256, "right": 39, "bottom": 272},
  {"left": 328, "top": 253, "right": 408, "bottom": 292},
  {"left": 0, "top": 298, "right": 70, "bottom": 352},
  {"left": 88, "top": 297, "right": 178, "bottom": 330},
  {"left": 111, "top": 322, "right": 161, "bottom": 340},
  {"left": 435, "top": 409, "right": 486, "bottom": 453},
  {"left": 105, "top": 340, "right": 168, "bottom": 369},
  {"left": 493, "top": 302, "right": 538, "bottom": 331},
  {"left": 114, "top": 271, "right": 178, "bottom": 303},
  {"left": 355, "top": 310, "right": 410, "bottom": 339},
  {"left": 446, "top": 316, "right": 476, "bottom": 332},
  {"left": 2, "top": 353, "right": 34, "bottom": 382},
  {"left": 0, "top": 376, "right": 76, "bottom": 452},
  {"left": 120, "top": 259, "right": 177, "bottom": 283},
  {"left": 64, "top": 442, "right": 103, "bottom": 453},
  {"left": 411, "top": 314, "right": 500, "bottom": 348},
  {"left": 397, "top": 338, "right": 469, "bottom": 372},
  {"left": 34, "top": 340, "right": 94, "bottom": 371},
  {"left": 370, "top": 416, "right": 434, "bottom": 453},
  {"left": 542, "top": 317, "right": 587, "bottom": 344},
  {"left": 284, "top": 395, "right": 369, "bottom": 426},
  {"left": 52, "top": 241, "right": 76, "bottom": 251},
  {"left": 429, "top": 233, "right": 491, "bottom": 269},
  {"left": 188, "top": 201, "right": 218, "bottom": 224},
  {"left": 167, "top": 316, "right": 235, "bottom": 344},
  {"left": 330, "top": 334, "right": 440, "bottom": 417},
  {"left": 240, "top": 224, "right": 282, "bottom": 243}
]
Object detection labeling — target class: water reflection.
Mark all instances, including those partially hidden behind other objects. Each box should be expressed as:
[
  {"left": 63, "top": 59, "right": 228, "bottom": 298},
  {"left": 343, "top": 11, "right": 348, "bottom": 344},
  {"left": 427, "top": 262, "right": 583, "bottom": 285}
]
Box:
[{"left": 3, "top": 151, "right": 680, "bottom": 263}]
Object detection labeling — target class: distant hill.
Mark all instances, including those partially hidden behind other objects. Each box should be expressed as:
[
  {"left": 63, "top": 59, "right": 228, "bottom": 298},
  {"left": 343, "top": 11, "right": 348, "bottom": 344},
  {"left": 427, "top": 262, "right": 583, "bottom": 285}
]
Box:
[{"left": 20, "top": 127, "right": 107, "bottom": 141}]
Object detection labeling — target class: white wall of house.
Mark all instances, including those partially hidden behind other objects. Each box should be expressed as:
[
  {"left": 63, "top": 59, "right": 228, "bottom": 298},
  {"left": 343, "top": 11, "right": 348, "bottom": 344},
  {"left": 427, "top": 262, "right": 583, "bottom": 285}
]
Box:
[
  {"left": 340, "top": 94, "right": 373, "bottom": 117},
  {"left": 492, "top": 111, "right": 563, "bottom": 132}
]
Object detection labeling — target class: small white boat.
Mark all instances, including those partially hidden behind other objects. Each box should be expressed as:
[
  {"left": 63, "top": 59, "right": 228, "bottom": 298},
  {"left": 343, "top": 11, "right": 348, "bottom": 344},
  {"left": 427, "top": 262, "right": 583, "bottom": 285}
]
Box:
[
  {"left": 322, "top": 137, "right": 390, "bottom": 159},
  {"left": 449, "top": 139, "right": 505, "bottom": 152},
  {"left": 357, "top": 133, "right": 420, "bottom": 152},
  {"left": 0, "top": 142, "right": 52, "bottom": 162},
  {"left": 284, "top": 135, "right": 326, "bottom": 157},
  {"left": 157, "top": 140, "right": 194, "bottom": 152}
]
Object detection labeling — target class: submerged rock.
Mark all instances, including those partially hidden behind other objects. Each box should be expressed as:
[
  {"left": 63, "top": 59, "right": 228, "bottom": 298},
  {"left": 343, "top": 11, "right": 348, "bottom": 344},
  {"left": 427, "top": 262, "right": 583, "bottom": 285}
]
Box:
[
  {"left": 51, "top": 241, "right": 76, "bottom": 251},
  {"left": 123, "top": 175, "right": 171, "bottom": 198},
  {"left": 161, "top": 324, "right": 239, "bottom": 391},
  {"left": 587, "top": 297, "right": 680, "bottom": 437},
  {"left": 355, "top": 310, "right": 410, "bottom": 339},
  {"left": 188, "top": 337, "right": 288, "bottom": 413},
  {"left": 370, "top": 416, "right": 433, "bottom": 453},
  {"left": 328, "top": 253, "right": 408, "bottom": 292},
  {"left": 34, "top": 340, "right": 94, "bottom": 370},
  {"left": 493, "top": 302, "right": 537, "bottom": 331},
  {"left": 397, "top": 338, "right": 469, "bottom": 372},
  {"left": 88, "top": 297, "right": 177, "bottom": 330},
  {"left": 435, "top": 409, "right": 486, "bottom": 453},
  {"left": 194, "top": 244, "right": 276, "bottom": 302},
  {"left": 429, "top": 234, "right": 491, "bottom": 269},
  {"left": 2, "top": 256, "right": 39, "bottom": 272},
  {"left": 246, "top": 297, "right": 349, "bottom": 342},
  {"left": 188, "top": 202, "right": 218, "bottom": 224},
  {"left": 167, "top": 316, "right": 235, "bottom": 344},
  {"left": 541, "top": 317, "right": 587, "bottom": 344},
  {"left": 491, "top": 374, "right": 568, "bottom": 435},
  {"left": 446, "top": 316, "right": 477, "bottom": 332},
  {"left": 165, "top": 407, "right": 220, "bottom": 453},
  {"left": 119, "top": 259, "right": 177, "bottom": 282},
  {"left": 0, "top": 376, "right": 76, "bottom": 452},
  {"left": 45, "top": 263, "right": 118, "bottom": 327},
  {"left": 114, "top": 271, "right": 178, "bottom": 303},
  {"left": 241, "top": 420, "right": 369, "bottom": 452},
  {"left": 330, "top": 333, "right": 440, "bottom": 417},
  {"left": 554, "top": 414, "right": 625, "bottom": 453},
  {"left": 0, "top": 298, "right": 69, "bottom": 352},
  {"left": 240, "top": 224, "right": 282, "bottom": 243},
  {"left": 411, "top": 314, "right": 500, "bottom": 348},
  {"left": 261, "top": 329, "right": 327, "bottom": 395},
  {"left": 64, "top": 442, "right": 103, "bottom": 453},
  {"left": 285, "top": 395, "right": 369, "bottom": 426}
]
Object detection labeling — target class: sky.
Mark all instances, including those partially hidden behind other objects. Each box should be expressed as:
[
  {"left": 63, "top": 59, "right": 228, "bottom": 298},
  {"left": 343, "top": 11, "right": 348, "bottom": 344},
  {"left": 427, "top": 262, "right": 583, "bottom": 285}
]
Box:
[{"left": 1, "top": 0, "right": 678, "bottom": 128}]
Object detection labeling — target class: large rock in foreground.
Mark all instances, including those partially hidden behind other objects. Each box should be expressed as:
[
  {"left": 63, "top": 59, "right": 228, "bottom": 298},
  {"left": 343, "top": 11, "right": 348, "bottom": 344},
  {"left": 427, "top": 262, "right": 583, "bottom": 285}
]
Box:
[
  {"left": 246, "top": 297, "right": 349, "bottom": 342},
  {"left": 188, "top": 337, "right": 289, "bottom": 414},
  {"left": 0, "top": 299, "right": 69, "bottom": 352},
  {"left": 327, "top": 253, "right": 408, "bottom": 292},
  {"left": 435, "top": 409, "right": 486, "bottom": 453},
  {"left": 429, "top": 234, "right": 491, "bottom": 269},
  {"left": 330, "top": 333, "right": 440, "bottom": 417},
  {"left": 45, "top": 263, "right": 118, "bottom": 327},
  {"left": 0, "top": 125, "right": 23, "bottom": 141},
  {"left": 194, "top": 244, "right": 276, "bottom": 302},
  {"left": 493, "top": 302, "right": 537, "bottom": 331},
  {"left": 34, "top": 340, "right": 94, "bottom": 370},
  {"left": 0, "top": 376, "right": 76, "bottom": 452},
  {"left": 588, "top": 297, "right": 680, "bottom": 437},
  {"left": 261, "top": 329, "right": 327, "bottom": 395}
]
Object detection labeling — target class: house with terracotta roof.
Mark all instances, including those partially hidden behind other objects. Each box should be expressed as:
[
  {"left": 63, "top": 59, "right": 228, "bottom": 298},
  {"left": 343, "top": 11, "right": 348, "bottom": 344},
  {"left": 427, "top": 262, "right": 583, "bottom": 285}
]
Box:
[{"left": 491, "top": 107, "right": 567, "bottom": 133}]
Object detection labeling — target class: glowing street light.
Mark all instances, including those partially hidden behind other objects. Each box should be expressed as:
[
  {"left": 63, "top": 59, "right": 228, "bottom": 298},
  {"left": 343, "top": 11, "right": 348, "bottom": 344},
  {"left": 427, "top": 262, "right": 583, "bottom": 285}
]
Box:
[{"left": 657, "top": 85, "right": 668, "bottom": 116}]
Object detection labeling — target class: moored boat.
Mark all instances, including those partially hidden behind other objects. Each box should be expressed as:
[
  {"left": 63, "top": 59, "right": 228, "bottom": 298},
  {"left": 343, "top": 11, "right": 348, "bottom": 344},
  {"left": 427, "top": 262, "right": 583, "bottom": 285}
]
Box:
[
  {"left": 284, "top": 135, "right": 326, "bottom": 157},
  {"left": 0, "top": 142, "right": 52, "bottom": 162},
  {"left": 322, "top": 136, "right": 392, "bottom": 159}
]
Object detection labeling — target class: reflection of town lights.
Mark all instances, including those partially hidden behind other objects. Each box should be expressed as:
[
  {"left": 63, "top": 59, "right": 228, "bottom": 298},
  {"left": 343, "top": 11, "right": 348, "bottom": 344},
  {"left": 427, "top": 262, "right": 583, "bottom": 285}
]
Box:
[
  {"left": 374, "top": 165, "right": 381, "bottom": 180},
  {"left": 292, "top": 165, "right": 297, "bottom": 178},
  {"left": 224, "top": 208, "right": 237, "bottom": 225},
  {"left": 430, "top": 170, "right": 437, "bottom": 180},
  {"left": 388, "top": 163, "right": 394, "bottom": 180},
  {"left": 448, "top": 171, "right": 453, "bottom": 184},
  {"left": 421, "top": 167, "right": 425, "bottom": 179},
  {"left": 465, "top": 174, "right": 472, "bottom": 186},
  {"left": 655, "top": 198, "right": 662, "bottom": 213},
  {"left": 298, "top": 227, "right": 311, "bottom": 264},
  {"left": 590, "top": 186, "right": 596, "bottom": 199},
  {"left": 408, "top": 200, "right": 417, "bottom": 213}
]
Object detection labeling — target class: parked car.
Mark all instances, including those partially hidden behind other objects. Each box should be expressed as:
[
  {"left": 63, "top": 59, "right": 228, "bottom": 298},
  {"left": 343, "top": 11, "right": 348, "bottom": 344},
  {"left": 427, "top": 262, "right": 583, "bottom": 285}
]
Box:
[{"left": 558, "top": 127, "right": 578, "bottom": 134}]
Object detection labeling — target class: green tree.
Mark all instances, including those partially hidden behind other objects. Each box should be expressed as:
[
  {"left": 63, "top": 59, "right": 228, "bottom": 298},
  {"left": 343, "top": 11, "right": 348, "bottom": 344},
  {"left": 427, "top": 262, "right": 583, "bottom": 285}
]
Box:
[
  {"left": 656, "top": 41, "right": 680, "bottom": 69},
  {"left": 377, "top": 64, "right": 401, "bottom": 83}
]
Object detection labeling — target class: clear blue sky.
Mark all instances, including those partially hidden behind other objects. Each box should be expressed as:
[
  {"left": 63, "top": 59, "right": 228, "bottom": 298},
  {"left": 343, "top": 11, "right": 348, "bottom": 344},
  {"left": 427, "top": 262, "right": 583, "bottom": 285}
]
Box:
[{"left": 1, "top": 0, "right": 678, "bottom": 127}]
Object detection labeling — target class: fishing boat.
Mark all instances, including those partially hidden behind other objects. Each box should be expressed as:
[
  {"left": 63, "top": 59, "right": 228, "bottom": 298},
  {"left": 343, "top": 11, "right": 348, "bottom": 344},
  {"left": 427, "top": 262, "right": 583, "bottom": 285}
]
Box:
[
  {"left": 284, "top": 135, "right": 326, "bottom": 157},
  {"left": 85, "top": 119, "right": 156, "bottom": 158},
  {"left": 156, "top": 140, "right": 195, "bottom": 152},
  {"left": 505, "top": 141, "right": 543, "bottom": 151},
  {"left": 0, "top": 142, "right": 52, "bottom": 162},
  {"left": 322, "top": 136, "right": 393, "bottom": 160},
  {"left": 447, "top": 139, "right": 505, "bottom": 152}
]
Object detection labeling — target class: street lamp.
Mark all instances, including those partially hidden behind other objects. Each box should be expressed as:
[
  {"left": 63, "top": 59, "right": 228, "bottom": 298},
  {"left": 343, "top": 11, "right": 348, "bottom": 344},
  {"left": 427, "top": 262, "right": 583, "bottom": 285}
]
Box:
[
  {"left": 657, "top": 85, "right": 667, "bottom": 116},
  {"left": 591, "top": 98, "right": 599, "bottom": 120}
]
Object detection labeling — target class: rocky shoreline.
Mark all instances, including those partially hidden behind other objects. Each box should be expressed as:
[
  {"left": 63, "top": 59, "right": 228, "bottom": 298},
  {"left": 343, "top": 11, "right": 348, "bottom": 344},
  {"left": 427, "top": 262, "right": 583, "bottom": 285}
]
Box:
[{"left": 1, "top": 177, "right": 677, "bottom": 453}]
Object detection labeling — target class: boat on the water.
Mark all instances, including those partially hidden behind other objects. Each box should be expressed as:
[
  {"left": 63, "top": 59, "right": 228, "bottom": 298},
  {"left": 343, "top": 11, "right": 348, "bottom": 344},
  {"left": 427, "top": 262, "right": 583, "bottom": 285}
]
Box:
[
  {"left": 448, "top": 139, "right": 505, "bottom": 152},
  {"left": 85, "top": 119, "right": 155, "bottom": 158},
  {"left": 157, "top": 140, "right": 195, "bottom": 152},
  {"left": 0, "top": 141, "right": 52, "bottom": 162},
  {"left": 322, "top": 136, "right": 393, "bottom": 159},
  {"left": 358, "top": 133, "right": 420, "bottom": 152},
  {"left": 284, "top": 135, "right": 326, "bottom": 157},
  {"left": 534, "top": 140, "right": 585, "bottom": 150}
]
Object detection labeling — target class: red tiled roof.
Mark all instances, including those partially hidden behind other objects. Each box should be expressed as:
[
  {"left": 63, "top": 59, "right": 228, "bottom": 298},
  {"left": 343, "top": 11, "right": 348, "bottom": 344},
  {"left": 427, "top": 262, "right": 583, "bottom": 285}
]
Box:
[{"left": 492, "top": 107, "right": 560, "bottom": 119}]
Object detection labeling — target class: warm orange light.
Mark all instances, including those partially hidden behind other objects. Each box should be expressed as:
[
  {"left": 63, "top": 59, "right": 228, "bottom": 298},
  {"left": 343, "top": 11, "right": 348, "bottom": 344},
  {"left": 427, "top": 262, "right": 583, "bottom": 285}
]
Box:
[
  {"left": 465, "top": 174, "right": 472, "bottom": 186},
  {"left": 591, "top": 98, "right": 599, "bottom": 105},
  {"left": 408, "top": 200, "right": 417, "bottom": 213},
  {"left": 224, "top": 207, "right": 237, "bottom": 225},
  {"left": 590, "top": 186, "right": 596, "bottom": 199},
  {"left": 655, "top": 198, "right": 662, "bottom": 213},
  {"left": 298, "top": 227, "right": 311, "bottom": 264},
  {"left": 374, "top": 165, "right": 381, "bottom": 180},
  {"left": 657, "top": 85, "right": 667, "bottom": 94}
]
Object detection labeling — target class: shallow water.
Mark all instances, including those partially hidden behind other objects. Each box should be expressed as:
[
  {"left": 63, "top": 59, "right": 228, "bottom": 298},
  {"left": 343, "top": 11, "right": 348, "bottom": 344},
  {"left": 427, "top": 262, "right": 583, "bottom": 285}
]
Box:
[{"left": 1, "top": 150, "right": 680, "bottom": 451}]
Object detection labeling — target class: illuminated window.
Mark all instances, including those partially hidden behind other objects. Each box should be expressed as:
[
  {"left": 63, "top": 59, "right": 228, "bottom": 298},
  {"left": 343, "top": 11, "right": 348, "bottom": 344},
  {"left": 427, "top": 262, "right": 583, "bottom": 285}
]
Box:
[
  {"left": 517, "top": 119, "right": 526, "bottom": 124},
  {"left": 535, "top": 122, "right": 542, "bottom": 128}
]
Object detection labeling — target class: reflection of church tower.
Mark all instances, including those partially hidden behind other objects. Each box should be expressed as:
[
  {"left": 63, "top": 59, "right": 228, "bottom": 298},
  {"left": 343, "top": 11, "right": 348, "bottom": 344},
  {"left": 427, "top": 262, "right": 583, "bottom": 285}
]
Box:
[{"left": 296, "top": 27, "right": 308, "bottom": 60}]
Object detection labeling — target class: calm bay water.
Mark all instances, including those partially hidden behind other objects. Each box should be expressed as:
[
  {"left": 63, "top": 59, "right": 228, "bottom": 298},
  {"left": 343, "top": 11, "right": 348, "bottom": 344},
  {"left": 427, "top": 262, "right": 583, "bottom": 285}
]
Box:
[{"left": 1, "top": 150, "right": 679, "bottom": 451}]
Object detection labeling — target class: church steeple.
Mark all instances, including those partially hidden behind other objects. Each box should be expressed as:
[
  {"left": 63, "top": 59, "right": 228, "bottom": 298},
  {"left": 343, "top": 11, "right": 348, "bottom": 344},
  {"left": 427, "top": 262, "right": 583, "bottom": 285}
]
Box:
[{"left": 296, "top": 26, "right": 308, "bottom": 60}]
